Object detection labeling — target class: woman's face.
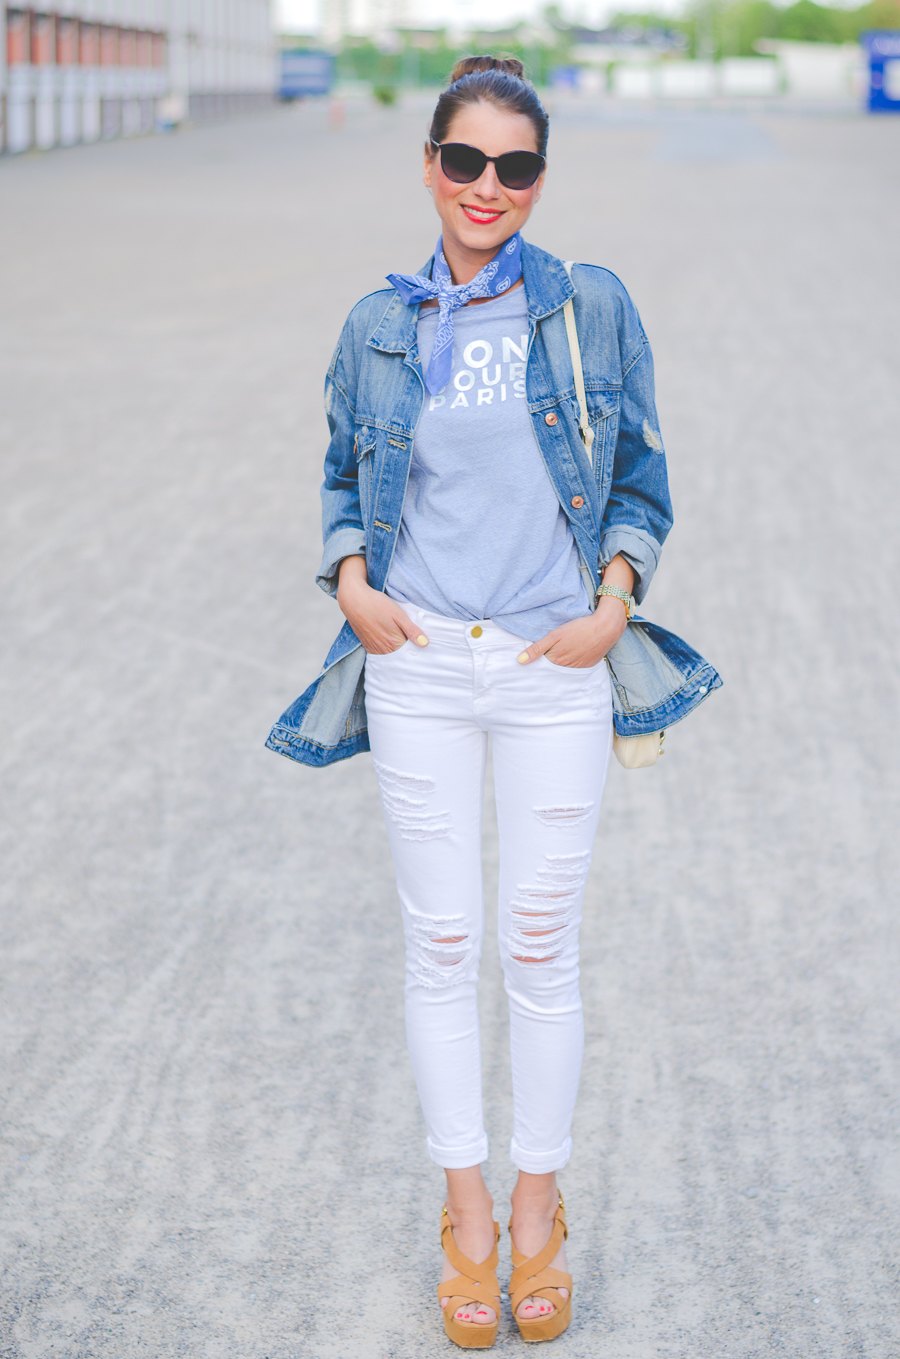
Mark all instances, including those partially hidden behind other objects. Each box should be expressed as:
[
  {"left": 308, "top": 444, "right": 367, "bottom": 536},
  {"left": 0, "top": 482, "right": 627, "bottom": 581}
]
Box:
[{"left": 423, "top": 99, "right": 545, "bottom": 275}]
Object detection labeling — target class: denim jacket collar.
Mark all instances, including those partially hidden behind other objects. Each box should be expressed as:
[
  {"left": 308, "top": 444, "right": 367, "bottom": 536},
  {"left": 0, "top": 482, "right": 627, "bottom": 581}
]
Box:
[{"left": 366, "top": 236, "right": 576, "bottom": 356}]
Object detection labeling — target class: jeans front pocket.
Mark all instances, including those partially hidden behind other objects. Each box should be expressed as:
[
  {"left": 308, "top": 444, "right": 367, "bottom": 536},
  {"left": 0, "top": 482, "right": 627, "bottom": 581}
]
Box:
[
  {"left": 364, "top": 638, "right": 410, "bottom": 659},
  {"left": 537, "top": 651, "right": 607, "bottom": 674}
]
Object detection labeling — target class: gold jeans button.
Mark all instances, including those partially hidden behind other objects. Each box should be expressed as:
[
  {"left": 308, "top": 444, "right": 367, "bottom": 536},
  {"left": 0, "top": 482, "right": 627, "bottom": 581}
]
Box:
[{"left": 470, "top": 625, "right": 483, "bottom": 637}]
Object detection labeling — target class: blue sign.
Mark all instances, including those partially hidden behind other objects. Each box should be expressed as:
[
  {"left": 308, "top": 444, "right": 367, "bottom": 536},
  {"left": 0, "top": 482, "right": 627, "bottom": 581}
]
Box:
[
  {"left": 862, "top": 30, "right": 900, "bottom": 113},
  {"left": 550, "top": 66, "right": 580, "bottom": 90},
  {"left": 280, "top": 49, "right": 335, "bottom": 99}
]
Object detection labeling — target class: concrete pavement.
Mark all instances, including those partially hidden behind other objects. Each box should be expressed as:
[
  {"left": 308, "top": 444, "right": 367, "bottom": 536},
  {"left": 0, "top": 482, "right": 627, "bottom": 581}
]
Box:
[{"left": 1, "top": 93, "right": 898, "bottom": 1357}]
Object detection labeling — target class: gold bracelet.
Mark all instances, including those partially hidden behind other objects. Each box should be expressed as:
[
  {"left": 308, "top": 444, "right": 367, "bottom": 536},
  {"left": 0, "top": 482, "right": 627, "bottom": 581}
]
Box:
[{"left": 595, "top": 582, "right": 635, "bottom": 618}]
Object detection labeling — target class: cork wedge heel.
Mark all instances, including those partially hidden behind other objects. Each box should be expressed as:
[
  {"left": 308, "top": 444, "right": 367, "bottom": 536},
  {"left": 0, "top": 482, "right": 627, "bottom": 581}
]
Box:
[
  {"left": 507, "top": 1194, "right": 573, "bottom": 1343},
  {"left": 437, "top": 1205, "right": 501, "bottom": 1349}
]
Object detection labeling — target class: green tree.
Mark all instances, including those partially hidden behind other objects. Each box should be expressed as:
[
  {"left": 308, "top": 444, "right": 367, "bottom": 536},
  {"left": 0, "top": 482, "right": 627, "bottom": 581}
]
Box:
[
  {"left": 776, "top": 0, "right": 847, "bottom": 41},
  {"left": 718, "top": 0, "right": 781, "bottom": 55},
  {"left": 607, "top": 7, "right": 684, "bottom": 27},
  {"left": 540, "top": 3, "right": 568, "bottom": 29},
  {"left": 848, "top": 0, "right": 900, "bottom": 32},
  {"left": 606, "top": 7, "right": 696, "bottom": 52}
]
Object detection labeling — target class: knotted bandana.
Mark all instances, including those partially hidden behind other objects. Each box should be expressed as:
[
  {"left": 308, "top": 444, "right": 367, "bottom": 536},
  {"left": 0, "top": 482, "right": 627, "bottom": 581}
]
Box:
[{"left": 386, "top": 232, "right": 524, "bottom": 396}]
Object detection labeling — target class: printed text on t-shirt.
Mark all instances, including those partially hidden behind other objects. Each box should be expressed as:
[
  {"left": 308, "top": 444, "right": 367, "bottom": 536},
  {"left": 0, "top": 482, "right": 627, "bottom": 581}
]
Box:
[{"left": 427, "top": 332, "right": 528, "bottom": 410}]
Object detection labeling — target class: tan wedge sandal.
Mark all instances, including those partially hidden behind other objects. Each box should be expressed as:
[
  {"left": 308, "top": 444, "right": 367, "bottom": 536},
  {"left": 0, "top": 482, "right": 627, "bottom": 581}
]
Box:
[
  {"left": 507, "top": 1193, "right": 573, "bottom": 1343},
  {"left": 437, "top": 1204, "right": 501, "bottom": 1349}
]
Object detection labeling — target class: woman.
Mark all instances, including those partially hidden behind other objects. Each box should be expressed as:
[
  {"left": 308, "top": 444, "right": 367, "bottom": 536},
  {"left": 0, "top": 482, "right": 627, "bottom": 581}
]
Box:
[{"left": 266, "top": 54, "right": 720, "bottom": 1347}]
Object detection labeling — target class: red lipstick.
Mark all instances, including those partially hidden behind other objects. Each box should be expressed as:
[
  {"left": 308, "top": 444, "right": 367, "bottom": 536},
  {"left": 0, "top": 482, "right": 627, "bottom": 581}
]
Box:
[{"left": 461, "top": 206, "right": 503, "bottom": 225}]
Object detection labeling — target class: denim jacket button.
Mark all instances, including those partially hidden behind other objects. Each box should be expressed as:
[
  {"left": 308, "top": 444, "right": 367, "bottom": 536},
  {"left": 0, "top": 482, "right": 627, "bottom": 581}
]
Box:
[
  {"left": 570, "top": 495, "right": 584, "bottom": 508},
  {"left": 544, "top": 412, "right": 558, "bottom": 426}
]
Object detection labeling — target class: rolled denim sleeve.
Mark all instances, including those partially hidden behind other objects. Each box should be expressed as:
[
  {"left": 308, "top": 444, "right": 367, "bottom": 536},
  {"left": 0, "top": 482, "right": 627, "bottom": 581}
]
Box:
[
  {"left": 315, "top": 331, "right": 367, "bottom": 599},
  {"left": 598, "top": 325, "right": 674, "bottom": 606}
]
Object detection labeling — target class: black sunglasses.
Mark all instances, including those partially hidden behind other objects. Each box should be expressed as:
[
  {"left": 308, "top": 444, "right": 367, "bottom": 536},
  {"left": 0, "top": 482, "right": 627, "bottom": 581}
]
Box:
[{"left": 430, "top": 138, "right": 545, "bottom": 191}]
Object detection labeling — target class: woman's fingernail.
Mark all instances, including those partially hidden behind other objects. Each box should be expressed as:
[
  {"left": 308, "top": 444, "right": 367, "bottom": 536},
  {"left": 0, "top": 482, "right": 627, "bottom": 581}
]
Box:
[
  {"left": 416, "top": 634, "right": 428, "bottom": 646},
  {"left": 517, "top": 652, "right": 530, "bottom": 664}
]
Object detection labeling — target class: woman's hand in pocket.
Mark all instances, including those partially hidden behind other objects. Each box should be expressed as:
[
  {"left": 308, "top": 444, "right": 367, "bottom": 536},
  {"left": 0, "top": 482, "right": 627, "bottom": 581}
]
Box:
[
  {"left": 337, "top": 569, "right": 429, "bottom": 654},
  {"left": 517, "top": 599, "right": 628, "bottom": 668}
]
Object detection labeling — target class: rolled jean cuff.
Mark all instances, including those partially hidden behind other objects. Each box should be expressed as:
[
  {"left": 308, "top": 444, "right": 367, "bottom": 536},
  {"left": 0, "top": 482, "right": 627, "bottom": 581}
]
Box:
[
  {"left": 427, "top": 1132, "right": 489, "bottom": 1170},
  {"left": 510, "top": 1135, "right": 572, "bottom": 1175}
]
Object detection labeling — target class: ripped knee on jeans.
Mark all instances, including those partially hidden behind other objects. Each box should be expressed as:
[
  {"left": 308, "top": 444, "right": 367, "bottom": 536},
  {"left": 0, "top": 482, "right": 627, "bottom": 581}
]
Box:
[
  {"left": 407, "top": 910, "right": 478, "bottom": 988},
  {"left": 506, "top": 850, "right": 591, "bottom": 964}
]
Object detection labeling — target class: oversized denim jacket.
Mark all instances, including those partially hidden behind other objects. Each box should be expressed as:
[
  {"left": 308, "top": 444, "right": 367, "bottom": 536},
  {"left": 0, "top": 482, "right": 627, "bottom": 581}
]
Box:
[{"left": 265, "top": 237, "right": 722, "bottom": 768}]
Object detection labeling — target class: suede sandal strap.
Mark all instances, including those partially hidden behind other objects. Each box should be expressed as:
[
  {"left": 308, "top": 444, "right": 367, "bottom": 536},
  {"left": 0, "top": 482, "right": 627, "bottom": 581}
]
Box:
[
  {"left": 508, "top": 1209, "right": 566, "bottom": 1278},
  {"left": 437, "top": 1275, "right": 500, "bottom": 1308},
  {"left": 440, "top": 1214, "right": 499, "bottom": 1275},
  {"left": 437, "top": 1210, "right": 501, "bottom": 1309},
  {"left": 508, "top": 1264, "right": 572, "bottom": 1316},
  {"left": 507, "top": 1200, "right": 572, "bottom": 1314}
]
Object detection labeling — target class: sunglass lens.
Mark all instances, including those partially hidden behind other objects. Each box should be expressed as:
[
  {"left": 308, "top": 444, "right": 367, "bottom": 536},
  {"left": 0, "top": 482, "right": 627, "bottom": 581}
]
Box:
[
  {"left": 496, "top": 151, "right": 544, "bottom": 189},
  {"left": 440, "top": 143, "right": 486, "bottom": 184},
  {"left": 437, "top": 143, "right": 544, "bottom": 190}
]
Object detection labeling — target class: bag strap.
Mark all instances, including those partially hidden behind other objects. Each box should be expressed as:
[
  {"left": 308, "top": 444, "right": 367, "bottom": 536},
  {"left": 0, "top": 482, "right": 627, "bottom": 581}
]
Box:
[{"left": 562, "top": 260, "right": 594, "bottom": 469}]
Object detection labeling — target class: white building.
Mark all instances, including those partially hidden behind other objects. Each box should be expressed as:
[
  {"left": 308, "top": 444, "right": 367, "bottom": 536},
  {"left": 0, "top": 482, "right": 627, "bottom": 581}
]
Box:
[
  {"left": 1, "top": 2, "right": 278, "bottom": 155},
  {"left": 321, "top": 0, "right": 412, "bottom": 48},
  {"left": 754, "top": 38, "right": 865, "bottom": 99}
]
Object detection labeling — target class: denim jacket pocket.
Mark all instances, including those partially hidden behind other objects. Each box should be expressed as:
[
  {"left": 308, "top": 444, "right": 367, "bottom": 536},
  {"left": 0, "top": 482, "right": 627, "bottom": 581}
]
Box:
[{"left": 586, "top": 390, "right": 621, "bottom": 501}]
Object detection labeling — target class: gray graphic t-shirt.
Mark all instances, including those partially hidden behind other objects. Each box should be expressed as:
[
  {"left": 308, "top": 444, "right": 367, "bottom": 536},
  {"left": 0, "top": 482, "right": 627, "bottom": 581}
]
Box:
[{"left": 385, "top": 283, "right": 592, "bottom": 643}]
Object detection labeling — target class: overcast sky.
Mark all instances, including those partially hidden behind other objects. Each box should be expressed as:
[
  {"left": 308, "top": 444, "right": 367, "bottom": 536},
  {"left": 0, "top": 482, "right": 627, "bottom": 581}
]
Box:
[{"left": 275, "top": 0, "right": 688, "bottom": 34}]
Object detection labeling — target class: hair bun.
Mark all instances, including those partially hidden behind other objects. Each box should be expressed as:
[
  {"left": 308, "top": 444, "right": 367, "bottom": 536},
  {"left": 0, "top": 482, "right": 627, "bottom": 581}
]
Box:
[
  {"left": 449, "top": 54, "right": 526, "bottom": 84},
  {"left": 427, "top": 52, "right": 548, "bottom": 159}
]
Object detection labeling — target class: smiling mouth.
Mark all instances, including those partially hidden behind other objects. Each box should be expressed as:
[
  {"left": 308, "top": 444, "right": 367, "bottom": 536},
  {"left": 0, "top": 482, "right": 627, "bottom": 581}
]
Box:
[{"left": 462, "top": 205, "right": 504, "bottom": 223}]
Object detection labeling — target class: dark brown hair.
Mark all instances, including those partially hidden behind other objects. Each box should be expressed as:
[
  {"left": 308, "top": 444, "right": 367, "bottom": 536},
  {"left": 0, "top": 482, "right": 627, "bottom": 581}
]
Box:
[{"left": 426, "top": 54, "right": 549, "bottom": 160}]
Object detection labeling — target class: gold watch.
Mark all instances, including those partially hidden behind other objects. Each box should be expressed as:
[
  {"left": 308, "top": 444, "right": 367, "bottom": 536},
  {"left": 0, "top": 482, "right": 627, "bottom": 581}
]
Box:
[{"left": 595, "top": 582, "right": 635, "bottom": 619}]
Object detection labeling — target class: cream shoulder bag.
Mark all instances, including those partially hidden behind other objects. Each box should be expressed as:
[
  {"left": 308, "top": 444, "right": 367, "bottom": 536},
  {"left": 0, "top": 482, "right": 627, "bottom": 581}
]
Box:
[{"left": 562, "top": 260, "right": 665, "bottom": 769}]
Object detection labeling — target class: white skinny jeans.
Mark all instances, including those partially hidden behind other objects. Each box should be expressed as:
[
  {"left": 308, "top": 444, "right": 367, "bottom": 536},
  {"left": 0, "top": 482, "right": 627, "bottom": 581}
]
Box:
[{"left": 363, "top": 600, "right": 614, "bottom": 1174}]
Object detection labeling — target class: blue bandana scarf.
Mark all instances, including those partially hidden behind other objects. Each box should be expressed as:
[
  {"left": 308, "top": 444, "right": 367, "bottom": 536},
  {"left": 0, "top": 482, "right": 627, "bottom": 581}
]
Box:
[{"left": 386, "top": 232, "right": 524, "bottom": 396}]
